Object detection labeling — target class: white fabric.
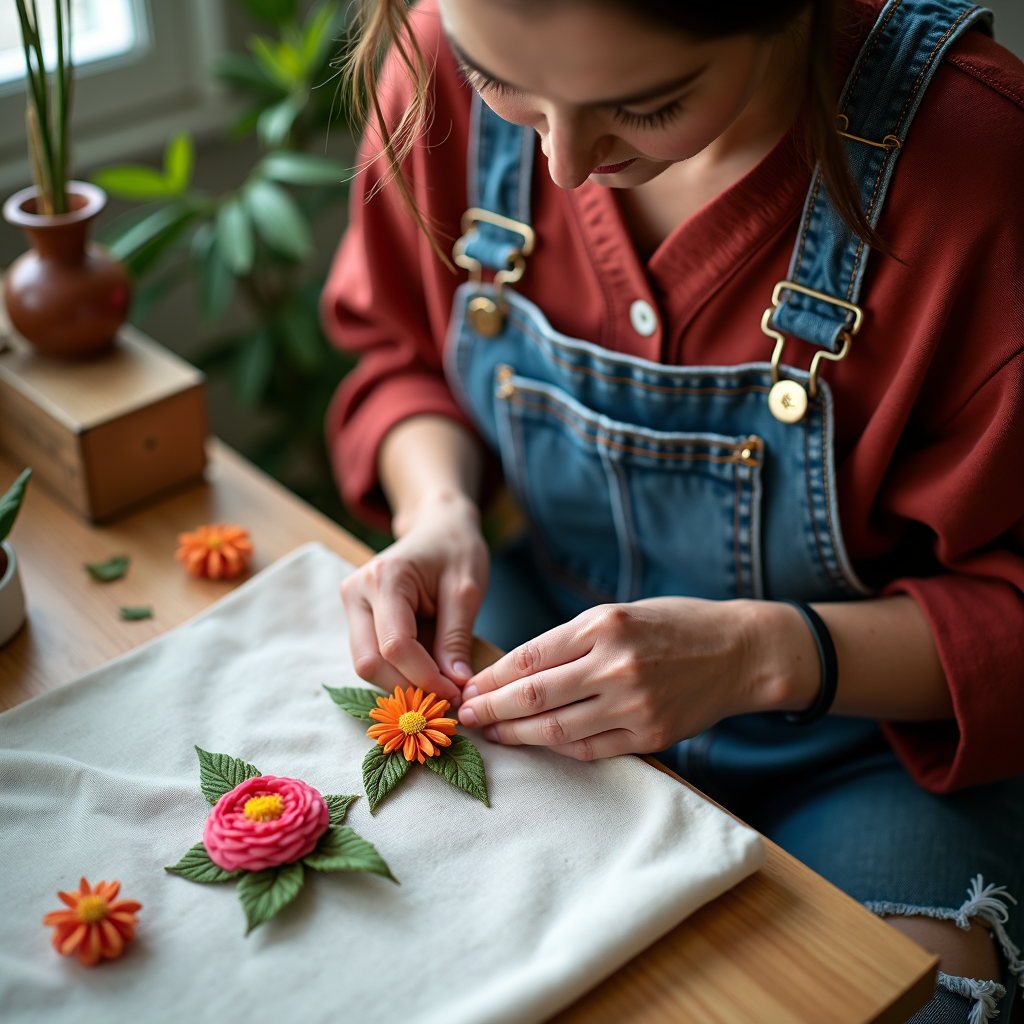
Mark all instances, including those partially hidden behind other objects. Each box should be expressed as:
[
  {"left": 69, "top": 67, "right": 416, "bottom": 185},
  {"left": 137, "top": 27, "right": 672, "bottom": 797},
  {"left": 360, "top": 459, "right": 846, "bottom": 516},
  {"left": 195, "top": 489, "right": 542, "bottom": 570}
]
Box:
[{"left": 0, "top": 543, "right": 765, "bottom": 1024}]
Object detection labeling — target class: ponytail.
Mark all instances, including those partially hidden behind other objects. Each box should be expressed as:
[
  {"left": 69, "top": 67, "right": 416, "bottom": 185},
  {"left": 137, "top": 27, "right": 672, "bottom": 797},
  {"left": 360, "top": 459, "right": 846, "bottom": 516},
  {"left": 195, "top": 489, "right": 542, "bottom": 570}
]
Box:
[{"left": 340, "top": 0, "right": 886, "bottom": 258}]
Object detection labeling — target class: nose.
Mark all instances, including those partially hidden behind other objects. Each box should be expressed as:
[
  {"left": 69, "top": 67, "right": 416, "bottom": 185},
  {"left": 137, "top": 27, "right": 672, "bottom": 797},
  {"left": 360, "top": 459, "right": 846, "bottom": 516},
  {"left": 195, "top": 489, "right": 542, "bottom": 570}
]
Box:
[{"left": 541, "top": 106, "right": 612, "bottom": 189}]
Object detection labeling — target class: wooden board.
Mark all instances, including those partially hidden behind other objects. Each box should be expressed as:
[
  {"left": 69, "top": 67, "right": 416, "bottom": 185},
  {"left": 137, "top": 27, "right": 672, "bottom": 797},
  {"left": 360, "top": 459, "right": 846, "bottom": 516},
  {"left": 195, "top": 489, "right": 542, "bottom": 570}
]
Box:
[{"left": 0, "top": 441, "right": 938, "bottom": 1023}]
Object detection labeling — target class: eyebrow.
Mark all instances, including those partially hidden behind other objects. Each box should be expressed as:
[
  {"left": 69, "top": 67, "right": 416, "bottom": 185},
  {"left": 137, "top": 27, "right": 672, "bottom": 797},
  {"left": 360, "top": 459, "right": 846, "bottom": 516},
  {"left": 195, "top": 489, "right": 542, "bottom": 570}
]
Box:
[{"left": 447, "top": 35, "right": 708, "bottom": 107}]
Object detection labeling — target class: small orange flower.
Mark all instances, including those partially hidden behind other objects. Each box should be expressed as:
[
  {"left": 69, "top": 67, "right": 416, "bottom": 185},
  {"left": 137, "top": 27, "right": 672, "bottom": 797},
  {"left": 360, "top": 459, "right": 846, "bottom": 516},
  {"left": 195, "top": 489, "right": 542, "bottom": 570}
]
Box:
[
  {"left": 367, "top": 686, "right": 459, "bottom": 763},
  {"left": 43, "top": 878, "right": 141, "bottom": 967},
  {"left": 176, "top": 523, "right": 253, "bottom": 580}
]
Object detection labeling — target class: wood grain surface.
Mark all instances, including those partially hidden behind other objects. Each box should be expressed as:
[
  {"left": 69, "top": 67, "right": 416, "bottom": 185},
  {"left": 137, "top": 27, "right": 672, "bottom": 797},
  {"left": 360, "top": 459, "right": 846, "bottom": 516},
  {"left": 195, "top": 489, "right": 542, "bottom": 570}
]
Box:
[{"left": 0, "top": 441, "right": 938, "bottom": 1023}]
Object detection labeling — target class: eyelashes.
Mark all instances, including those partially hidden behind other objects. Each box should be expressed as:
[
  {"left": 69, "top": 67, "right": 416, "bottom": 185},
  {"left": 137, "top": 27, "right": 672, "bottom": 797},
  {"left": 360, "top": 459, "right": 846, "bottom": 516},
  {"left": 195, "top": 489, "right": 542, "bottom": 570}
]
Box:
[
  {"left": 456, "top": 58, "right": 686, "bottom": 130},
  {"left": 613, "top": 100, "right": 685, "bottom": 130}
]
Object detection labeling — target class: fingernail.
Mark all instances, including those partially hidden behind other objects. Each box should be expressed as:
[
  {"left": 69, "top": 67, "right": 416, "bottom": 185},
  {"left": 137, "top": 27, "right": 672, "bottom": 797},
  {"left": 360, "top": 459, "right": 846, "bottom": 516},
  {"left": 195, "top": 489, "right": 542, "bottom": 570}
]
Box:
[
  {"left": 462, "top": 683, "right": 479, "bottom": 700},
  {"left": 483, "top": 726, "right": 499, "bottom": 743},
  {"left": 459, "top": 706, "right": 479, "bottom": 727},
  {"left": 453, "top": 660, "right": 472, "bottom": 680}
]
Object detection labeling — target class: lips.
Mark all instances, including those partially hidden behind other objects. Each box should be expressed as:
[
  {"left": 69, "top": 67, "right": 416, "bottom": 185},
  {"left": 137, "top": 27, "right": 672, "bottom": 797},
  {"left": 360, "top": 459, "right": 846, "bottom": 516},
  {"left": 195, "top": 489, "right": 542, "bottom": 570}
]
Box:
[{"left": 592, "top": 158, "right": 638, "bottom": 175}]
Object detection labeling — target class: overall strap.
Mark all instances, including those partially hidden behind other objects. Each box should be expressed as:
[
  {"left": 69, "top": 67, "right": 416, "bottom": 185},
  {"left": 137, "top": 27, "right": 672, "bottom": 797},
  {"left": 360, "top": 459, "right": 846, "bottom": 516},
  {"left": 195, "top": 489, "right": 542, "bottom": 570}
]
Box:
[
  {"left": 771, "top": 0, "right": 992, "bottom": 352},
  {"left": 458, "top": 93, "right": 536, "bottom": 273}
]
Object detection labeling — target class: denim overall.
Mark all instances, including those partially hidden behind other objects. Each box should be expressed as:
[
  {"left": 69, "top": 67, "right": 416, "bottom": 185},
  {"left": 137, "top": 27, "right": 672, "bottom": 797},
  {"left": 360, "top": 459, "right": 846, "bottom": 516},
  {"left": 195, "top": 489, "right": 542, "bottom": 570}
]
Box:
[{"left": 446, "top": 2, "right": 1023, "bottom": 1019}]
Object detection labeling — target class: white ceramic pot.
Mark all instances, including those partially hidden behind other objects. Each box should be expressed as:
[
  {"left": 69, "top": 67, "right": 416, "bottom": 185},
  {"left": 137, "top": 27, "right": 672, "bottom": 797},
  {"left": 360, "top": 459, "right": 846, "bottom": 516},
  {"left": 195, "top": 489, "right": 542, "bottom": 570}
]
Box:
[{"left": 0, "top": 540, "right": 26, "bottom": 646}]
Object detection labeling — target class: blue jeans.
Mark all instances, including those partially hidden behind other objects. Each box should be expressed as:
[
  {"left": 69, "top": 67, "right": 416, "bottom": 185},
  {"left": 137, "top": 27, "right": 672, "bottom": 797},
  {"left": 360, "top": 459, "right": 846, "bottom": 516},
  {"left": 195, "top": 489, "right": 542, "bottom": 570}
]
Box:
[{"left": 476, "top": 542, "right": 1024, "bottom": 1024}]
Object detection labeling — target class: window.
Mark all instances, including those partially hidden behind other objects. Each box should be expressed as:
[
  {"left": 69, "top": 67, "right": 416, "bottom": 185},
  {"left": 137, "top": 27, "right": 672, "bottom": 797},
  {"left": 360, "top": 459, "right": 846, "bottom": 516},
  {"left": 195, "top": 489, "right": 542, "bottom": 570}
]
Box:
[
  {"left": 0, "top": 0, "right": 231, "bottom": 193},
  {"left": 0, "top": 0, "right": 145, "bottom": 88}
]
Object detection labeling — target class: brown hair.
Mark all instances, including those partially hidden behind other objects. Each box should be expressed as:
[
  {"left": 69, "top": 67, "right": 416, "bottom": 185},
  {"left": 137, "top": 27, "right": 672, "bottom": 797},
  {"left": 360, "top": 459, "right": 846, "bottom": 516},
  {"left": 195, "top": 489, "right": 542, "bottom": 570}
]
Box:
[{"left": 341, "top": 0, "right": 885, "bottom": 260}]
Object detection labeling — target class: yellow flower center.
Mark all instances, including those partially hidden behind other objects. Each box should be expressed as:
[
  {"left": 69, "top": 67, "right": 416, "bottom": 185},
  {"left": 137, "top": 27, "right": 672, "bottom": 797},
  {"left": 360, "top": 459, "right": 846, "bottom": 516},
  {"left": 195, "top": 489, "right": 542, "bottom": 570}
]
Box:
[
  {"left": 244, "top": 794, "right": 285, "bottom": 821},
  {"left": 398, "top": 710, "right": 427, "bottom": 735},
  {"left": 208, "top": 536, "right": 223, "bottom": 549},
  {"left": 76, "top": 895, "right": 109, "bottom": 924}
]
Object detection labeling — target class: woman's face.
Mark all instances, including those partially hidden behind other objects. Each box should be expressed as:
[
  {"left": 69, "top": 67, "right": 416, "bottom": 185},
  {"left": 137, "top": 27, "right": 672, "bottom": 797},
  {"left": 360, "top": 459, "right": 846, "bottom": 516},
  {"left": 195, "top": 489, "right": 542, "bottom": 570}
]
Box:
[{"left": 438, "top": 0, "right": 782, "bottom": 190}]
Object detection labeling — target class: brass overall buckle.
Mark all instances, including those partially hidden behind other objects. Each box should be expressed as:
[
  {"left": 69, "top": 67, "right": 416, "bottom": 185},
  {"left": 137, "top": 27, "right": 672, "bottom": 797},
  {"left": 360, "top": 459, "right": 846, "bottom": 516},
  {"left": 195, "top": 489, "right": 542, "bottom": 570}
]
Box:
[
  {"left": 453, "top": 208, "right": 535, "bottom": 337},
  {"left": 761, "top": 281, "right": 864, "bottom": 424}
]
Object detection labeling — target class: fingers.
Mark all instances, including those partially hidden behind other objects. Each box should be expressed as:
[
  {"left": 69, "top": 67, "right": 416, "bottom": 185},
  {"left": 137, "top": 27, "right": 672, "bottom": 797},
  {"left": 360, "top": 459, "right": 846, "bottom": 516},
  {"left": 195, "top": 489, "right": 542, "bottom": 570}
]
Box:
[
  {"left": 346, "top": 596, "right": 417, "bottom": 692},
  {"left": 460, "top": 658, "right": 590, "bottom": 728},
  {"left": 478, "top": 699, "right": 599, "bottom": 747},
  {"left": 463, "top": 620, "right": 596, "bottom": 699},
  {"left": 433, "top": 569, "right": 485, "bottom": 687},
  {"left": 547, "top": 729, "right": 638, "bottom": 761}
]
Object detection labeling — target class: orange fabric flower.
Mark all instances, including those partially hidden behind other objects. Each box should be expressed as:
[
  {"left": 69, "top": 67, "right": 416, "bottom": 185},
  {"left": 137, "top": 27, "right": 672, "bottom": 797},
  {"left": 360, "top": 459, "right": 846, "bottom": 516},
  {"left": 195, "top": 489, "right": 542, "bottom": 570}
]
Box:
[
  {"left": 43, "top": 878, "right": 142, "bottom": 967},
  {"left": 367, "top": 686, "right": 459, "bottom": 763},
  {"left": 176, "top": 523, "right": 253, "bottom": 580}
]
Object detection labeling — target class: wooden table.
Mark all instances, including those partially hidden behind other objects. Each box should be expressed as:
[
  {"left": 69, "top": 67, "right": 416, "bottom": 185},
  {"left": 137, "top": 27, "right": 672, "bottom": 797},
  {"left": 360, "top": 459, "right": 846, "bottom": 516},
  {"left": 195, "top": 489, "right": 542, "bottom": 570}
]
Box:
[{"left": 0, "top": 440, "right": 938, "bottom": 1024}]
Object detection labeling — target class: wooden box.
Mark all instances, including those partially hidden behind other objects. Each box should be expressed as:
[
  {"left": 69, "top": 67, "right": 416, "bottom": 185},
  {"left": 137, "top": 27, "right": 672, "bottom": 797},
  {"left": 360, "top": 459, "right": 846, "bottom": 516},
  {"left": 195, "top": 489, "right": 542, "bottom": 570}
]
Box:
[{"left": 0, "top": 320, "right": 208, "bottom": 522}]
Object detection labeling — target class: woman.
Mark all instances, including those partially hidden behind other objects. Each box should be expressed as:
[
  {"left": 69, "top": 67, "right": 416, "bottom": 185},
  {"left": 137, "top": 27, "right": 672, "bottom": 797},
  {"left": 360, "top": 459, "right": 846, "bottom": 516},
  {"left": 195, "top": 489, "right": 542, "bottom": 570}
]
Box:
[{"left": 322, "top": 1, "right": 1024, "bottom": 1019}]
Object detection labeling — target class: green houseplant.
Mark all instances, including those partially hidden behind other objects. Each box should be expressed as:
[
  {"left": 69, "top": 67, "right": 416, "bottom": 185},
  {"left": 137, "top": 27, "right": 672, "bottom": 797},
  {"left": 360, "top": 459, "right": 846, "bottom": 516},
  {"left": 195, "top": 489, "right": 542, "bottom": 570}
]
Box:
[
  {"left": 93, "top": 0, "right": 382, "bottom": 543},
  {"left": 0, "top": 469, "right": 32, "bottom": 647},
  {"left": 3, "top": 0, "right": 130, "bottom": 358}
]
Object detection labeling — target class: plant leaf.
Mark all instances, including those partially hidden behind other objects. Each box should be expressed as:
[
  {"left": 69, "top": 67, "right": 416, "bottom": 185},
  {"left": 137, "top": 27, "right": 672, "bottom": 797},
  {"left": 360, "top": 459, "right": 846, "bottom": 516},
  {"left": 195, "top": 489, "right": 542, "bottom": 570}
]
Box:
[
  {"left": 215, "top": 52, "right": 284, "bottom": 96},
  {"left": 164, "top": 133, "right": 195, "bottom": 194},
  {"left": 239, "top": 0, "right": 299, "bottom": 30},
  {"left": 303, "top": 826, "right": 396, "bottom": 881},
  {"left": 92, "top": 165, "right": 176, "bottom": 201},
  {"left": 322, "top": 794, "right": 358, "bottom": 826},
  {"left": 259, "top": 151, "right": 347, "bottom": 187},
  {"left": 249, "top": 35, "right": 300, "bottom": 89},
  {"left": 423, "top": 734, "right": 490, "bottom": 806},
  {"left": 106, "top": 202, "right": 193, "bottom": 262},
  {"left": 236, "top": 861, "right": 305, "bottom": 934},
  {"left": 323, "top": 685, "right": 386, "bottom": 721},
  {"left": 301, "top": 2, "right": 341, "bottom": 69},
  {"left": 84, "top": 554, "right": 129, "bottom": 582},
  {"left": 256, "top": 92, "right": 307, "bottom": 150},
  {"left": 233, "top": 327, "right": 275, "bottom": 407},
  {"left": 165, "top": 842, "right": 240, "bottom": 883},
  {"left": 119, "top": 605, "right": 153, "bottom": 621},
  {"left": 277, "top": 303, "right": 322, "bottom": 369},
  {"left": 0, "top": 468, "right": 31, "bottom": 543},
  {"left": 216, "top": 197, "right": 254, "bottom": 276},
  {"left": 361, "top": 745, "right": 410, "bottom": 813},
  {"left": 198, "top": 235, "right": 235, "bottom": 323},
  {"left": 195, "top": 746, "right": 261, "bottom": 805},
  {"left": 246, "top": 179, "right": 311, "bottom": 260}
]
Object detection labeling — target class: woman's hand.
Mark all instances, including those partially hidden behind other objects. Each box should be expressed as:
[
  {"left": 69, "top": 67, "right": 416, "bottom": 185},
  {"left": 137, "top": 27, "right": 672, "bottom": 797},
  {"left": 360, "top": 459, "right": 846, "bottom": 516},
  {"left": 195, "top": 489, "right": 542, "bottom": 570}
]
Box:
[
  {"left": 341, "top": 491, "right": 488, "bottom": 706},
  {"left": 457, "top": 598, "right": 820, "bottom": 759}
]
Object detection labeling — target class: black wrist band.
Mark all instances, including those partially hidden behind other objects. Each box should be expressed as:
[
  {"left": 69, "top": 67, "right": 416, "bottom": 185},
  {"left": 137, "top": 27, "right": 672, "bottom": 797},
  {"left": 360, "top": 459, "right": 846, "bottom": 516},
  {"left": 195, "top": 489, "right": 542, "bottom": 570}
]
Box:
[{"left": 781, "top": 600, "right": 838, "bottom": 726}]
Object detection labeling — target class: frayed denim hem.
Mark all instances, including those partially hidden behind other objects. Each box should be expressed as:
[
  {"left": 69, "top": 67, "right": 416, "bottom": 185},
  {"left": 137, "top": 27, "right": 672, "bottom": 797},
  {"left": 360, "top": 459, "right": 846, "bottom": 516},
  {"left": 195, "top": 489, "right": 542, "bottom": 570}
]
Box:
[{"left": 864, "top": 876, "right": 1021, "bottom": 1024}]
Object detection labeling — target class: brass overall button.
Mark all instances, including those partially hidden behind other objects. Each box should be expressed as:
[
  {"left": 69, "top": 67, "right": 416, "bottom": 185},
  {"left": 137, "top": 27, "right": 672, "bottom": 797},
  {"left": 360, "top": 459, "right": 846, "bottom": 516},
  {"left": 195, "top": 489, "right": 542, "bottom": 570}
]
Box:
[
  {"left": 496, "top": 364, "right": 515, "bottom": 399},
  {"left": 468, "top": 295, "right": 505, "bottom": 337},
  {"left": 768, "top": 379, "right": 808, "bottom": 424}
]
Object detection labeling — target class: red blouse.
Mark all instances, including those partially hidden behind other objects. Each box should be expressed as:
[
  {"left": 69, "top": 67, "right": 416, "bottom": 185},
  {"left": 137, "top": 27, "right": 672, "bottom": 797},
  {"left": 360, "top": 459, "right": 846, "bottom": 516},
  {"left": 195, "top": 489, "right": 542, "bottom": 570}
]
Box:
[{"left": 321, "top": 0, "right": 1024, "bottom": 793}]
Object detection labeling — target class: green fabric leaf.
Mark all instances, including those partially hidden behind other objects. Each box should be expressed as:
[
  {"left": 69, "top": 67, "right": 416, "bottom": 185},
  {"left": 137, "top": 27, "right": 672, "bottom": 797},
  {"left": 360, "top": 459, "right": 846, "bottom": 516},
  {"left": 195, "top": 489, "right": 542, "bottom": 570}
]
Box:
[
  {"left": 323, "top": 685, "right": 386, "bottom": 721},
  {"left": 423, "top": 734, "right": 490, "bottom": 807},
  {"left": 362, "top": 745, "right": 410, "bottom": 814},
  {"left": 322, "top": 794, "right": 358, "bottom": 826},
  {"left": 119, "top": 605, "right": 152, "bottom": 621},
  {"left": 259, "top": 152, "right": 348, "bottom": 187},
  {"left": 216, "top": 198, "right": 254, "bottom": 275},
  {"left": 236, "top": 861, "right": 305, "bottom": 934},
  {"left": 92, "top": 165, "right": 177, "bottom": 201},
  {"left": 165, "top": 842, "right": 240, "bottom": 883},
  {"left": 84, "top": 554, "right": 129, "bottom": 582},
  {"left": 164, "top": 133, "right": 194, "bottom": 194},
  {"left": 303, "top": 826, "right": 396, "bottom": 881},
  {"left": 195, "top": 746, "right": 261, "bottom": 805},
  {"left": 0, "top": 468, "right": 30, "bottom": 543},
  {"left": 246, "top": 179, "right": 312, "bottom": 260},
  {"left": 233, "top": 327, "right": 275, "bottom": 407}
]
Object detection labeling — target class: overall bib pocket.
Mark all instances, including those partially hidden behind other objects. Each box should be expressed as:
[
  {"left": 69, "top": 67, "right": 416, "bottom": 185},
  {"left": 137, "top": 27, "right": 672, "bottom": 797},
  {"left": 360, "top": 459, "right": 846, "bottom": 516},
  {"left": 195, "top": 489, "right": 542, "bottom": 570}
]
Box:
[{"left": 493, "top": 372, "right": 765, "bottom": 604}]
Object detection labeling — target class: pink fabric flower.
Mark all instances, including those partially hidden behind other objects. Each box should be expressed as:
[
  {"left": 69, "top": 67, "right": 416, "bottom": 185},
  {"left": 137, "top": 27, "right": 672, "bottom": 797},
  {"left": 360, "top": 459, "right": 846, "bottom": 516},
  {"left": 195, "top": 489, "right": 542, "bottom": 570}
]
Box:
[{"left": 203, "top": 776, "right": 330, "bottom": 873}]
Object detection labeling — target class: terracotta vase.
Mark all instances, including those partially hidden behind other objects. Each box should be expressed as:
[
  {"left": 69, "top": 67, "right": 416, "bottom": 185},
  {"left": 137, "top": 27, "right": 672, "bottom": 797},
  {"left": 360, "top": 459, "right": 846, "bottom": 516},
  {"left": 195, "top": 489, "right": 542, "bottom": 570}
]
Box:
[{"left": 2, "top": 181, "right": 131, "bottom": 359}]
